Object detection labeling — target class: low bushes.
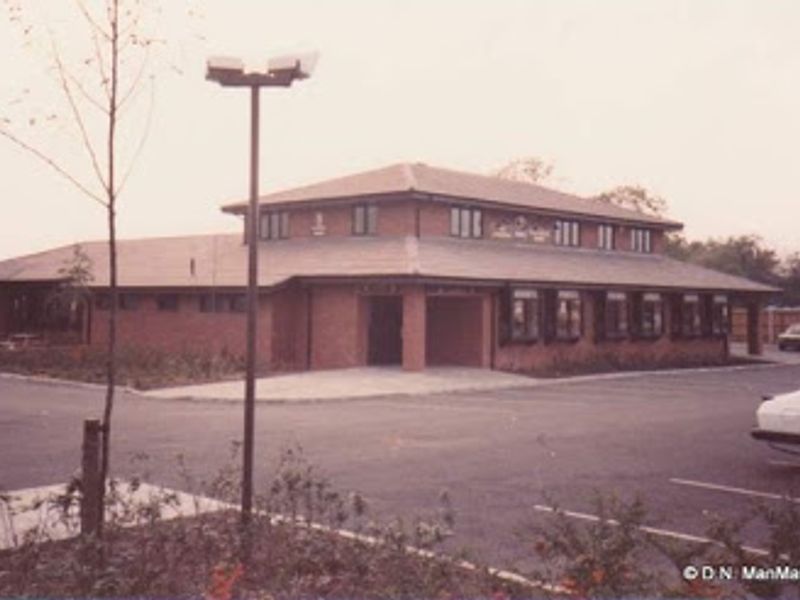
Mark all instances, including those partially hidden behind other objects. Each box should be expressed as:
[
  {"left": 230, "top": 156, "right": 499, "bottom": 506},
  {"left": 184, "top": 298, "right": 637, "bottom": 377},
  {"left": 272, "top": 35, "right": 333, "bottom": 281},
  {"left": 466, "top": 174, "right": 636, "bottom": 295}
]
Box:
[{"left": 0, "top": 345, "right": 244, "bottom": 389}]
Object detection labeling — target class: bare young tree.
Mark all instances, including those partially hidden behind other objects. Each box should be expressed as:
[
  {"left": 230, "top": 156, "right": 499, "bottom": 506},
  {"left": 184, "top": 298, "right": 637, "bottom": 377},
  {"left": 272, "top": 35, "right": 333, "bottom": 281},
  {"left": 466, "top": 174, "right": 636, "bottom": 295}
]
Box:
[
  {"left": 1, "top": 0, "right": 199, "bottom": 531},
  {"left": 492, "top": 156, "right": 555, "bottom": 184}
]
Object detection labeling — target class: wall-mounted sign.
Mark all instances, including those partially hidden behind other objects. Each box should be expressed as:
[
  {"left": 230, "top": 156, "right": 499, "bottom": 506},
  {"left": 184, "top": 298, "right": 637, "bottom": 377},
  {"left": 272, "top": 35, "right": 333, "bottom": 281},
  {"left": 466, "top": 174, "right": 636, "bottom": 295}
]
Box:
[{"left": 491, "top": 215, "right": 551, "bottom": 244}]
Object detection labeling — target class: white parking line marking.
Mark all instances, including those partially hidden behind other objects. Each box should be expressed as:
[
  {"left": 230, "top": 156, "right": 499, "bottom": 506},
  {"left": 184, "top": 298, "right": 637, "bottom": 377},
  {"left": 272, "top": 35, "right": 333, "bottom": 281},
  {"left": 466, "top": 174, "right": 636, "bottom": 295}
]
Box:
[
  {"left": 669, "top": 478, "right": 800, "bottom": 503},
  {"left": 767, "top": 459, "right": 800, "bottom": 468},
  {"left": 532, "top": 504, "right": 769, "bottom": 557}
]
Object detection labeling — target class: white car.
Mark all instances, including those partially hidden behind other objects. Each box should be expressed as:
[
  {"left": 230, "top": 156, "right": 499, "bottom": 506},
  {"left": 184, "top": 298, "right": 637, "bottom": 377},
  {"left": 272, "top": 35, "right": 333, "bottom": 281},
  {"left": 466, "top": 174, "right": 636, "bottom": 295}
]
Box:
[
  {"left": 778, "top": 324, "right": 800, "bottom": 352},
  {"left": 752, "top": 389, "right": 800, "bottom": 453}
]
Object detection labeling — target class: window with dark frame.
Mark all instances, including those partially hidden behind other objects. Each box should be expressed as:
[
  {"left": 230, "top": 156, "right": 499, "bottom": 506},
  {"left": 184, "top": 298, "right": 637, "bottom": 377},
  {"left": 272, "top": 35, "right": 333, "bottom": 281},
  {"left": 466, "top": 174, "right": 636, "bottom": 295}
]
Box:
[
  {"left": 604, "top": 291, "right": 628, "bottom": 337},
  {"left": 555, "top": 290, "right": 582, "bottom": 340},
  {"left": 118, "top": 293, "right": 139, "bottom": 311},
  {"left": 640, "top": 292, "right": 663, "bottom": 337},
  {"left": 681, "top": 293, "right": 701, "bottom": 336},
  {"left": 259, "top": 211, "right": 289, "bottom": 240},
  {"left": 199, "top": 293, "right": 247, "bottom": 313},
  {"left": 156, "top": 294, "right": 179, "bottom": 312},
  {"left": 598, "top": 224, "right": 615, "bottom": 250},
  {"left": 554, "top": 220, "right": 580, "bottom": 247},
  {"left": 353, "top": 204, "right": 378, "bottom": 236},
  {"left": 510, "top": 288, "right": 539, "bottom": 342},
  {"left": 449, "top": 206, "right": 482, "bottom": 238},
  {"left": 711, "top": 294, "right": 729, "bottom": 335},
  {"left": 630, "top": 228, "right": 652, "bottom": 253}
]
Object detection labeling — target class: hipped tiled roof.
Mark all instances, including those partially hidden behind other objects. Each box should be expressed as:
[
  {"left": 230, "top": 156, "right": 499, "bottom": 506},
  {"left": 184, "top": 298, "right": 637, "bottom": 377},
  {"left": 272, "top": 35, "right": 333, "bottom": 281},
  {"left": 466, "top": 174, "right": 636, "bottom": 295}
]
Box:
[
  {"left": 0, "top": 234, "right": 776, "bottom": 294},
  {"left": 221, "top": 162, "right": 683, "bottom": 228}
]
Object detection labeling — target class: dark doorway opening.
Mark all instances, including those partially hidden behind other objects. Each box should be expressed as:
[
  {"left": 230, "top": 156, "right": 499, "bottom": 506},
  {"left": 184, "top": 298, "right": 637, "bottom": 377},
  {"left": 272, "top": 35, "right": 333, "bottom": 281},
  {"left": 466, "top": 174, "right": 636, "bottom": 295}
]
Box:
[{"left": 368, "top": 295, "right": 402, "bottom": 365}]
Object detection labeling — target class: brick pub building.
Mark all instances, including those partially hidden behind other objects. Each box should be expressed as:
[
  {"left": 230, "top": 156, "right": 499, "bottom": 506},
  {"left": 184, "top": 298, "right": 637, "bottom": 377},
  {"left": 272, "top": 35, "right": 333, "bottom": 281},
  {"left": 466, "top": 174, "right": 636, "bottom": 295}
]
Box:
[{"left": 0, "top": 163, "right": 775, "bottom": 372}]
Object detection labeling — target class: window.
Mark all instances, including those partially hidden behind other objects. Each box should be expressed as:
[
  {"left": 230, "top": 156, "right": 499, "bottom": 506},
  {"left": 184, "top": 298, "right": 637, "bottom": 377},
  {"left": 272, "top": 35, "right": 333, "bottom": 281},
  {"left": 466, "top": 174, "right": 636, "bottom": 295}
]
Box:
[
  {"left": 510, "top": 289, "right": 539, "bottom": 341},
  {"left": 639, "top": 292, "right": 663, "bottom": 337},
  {"left": 711, "top": 294, "right": 729, "bottom": 335},
  {"left": 556, "top": 290, "right": 582, "bottom": 340},
  {"left": 598, "top": 224, "right": 615, "bottom": 250},
  {"left": 449, "top": 206, "right": 482, "bottom": 238},
  {"left": 199, "top": 293, "right": 246, "bottom": 313},
  {"left": 353, "top": 204, "right": 378, "bottom": 236},
  {"left": 95, "top": 294, "right": 111, "bottom": 310},
  {"left": 118, "top": 293, "right": 139, "bottom": 311},
  {"left": 630, "top": 228, "right": 652, "bottom": 253},
  {"left": 604, "top": 291, "right": 628, "bottom": 337},
  {"left": 554, "top": 220, "right": 580, "bottom": 247},
  {"left": 680, "top": 293, "right": 701, "bottom": 336},
  {"left": 156, "top": 294, "right": 179, "bottom": 312},
  {"left": 259, "top": 211, "right": 289, "bottom": 240}
]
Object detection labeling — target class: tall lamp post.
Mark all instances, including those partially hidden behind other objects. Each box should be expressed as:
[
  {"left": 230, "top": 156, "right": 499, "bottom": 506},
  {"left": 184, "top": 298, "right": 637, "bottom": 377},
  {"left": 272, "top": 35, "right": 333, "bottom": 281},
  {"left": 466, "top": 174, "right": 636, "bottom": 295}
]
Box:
[{"left": 206, "top": 53, "right": 317, "bottom": 526}]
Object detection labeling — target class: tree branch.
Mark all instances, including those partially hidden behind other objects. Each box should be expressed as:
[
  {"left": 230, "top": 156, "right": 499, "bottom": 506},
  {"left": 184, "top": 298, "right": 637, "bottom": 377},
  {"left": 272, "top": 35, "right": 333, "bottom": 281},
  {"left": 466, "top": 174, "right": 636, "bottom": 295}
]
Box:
[
  {"left": 50, "top": 34, "right": 109, "bottom": 193},
  {"left": 117, "top": 44, "right": 150, "bottom": 110},
  {"left": 74, "top": 0, "right": 111, "bottom": 41},
  {"left": 0, "top": 128, "right": 107, "bottom": 207},
  {"left": 117, "top": 77, "right": 154, "bottom": 196}
]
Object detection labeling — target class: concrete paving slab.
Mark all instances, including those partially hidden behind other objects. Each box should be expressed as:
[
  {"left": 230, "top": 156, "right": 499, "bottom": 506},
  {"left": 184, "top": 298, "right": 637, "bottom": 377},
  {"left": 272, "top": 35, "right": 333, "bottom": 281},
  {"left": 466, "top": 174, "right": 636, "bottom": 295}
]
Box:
[
  {"left": 0, "top": 481, "right": 226, "bottom": 550},
  {"left": 142, "top": 366, "right": 537, "bottom": 402}
]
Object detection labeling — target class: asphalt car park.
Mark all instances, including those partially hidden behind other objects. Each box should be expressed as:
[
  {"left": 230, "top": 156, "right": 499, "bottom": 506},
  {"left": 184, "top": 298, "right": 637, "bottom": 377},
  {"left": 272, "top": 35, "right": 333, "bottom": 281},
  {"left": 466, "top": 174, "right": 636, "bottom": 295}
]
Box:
[{"left": 2, "top": 362, "right": 800, "bottom": 567}]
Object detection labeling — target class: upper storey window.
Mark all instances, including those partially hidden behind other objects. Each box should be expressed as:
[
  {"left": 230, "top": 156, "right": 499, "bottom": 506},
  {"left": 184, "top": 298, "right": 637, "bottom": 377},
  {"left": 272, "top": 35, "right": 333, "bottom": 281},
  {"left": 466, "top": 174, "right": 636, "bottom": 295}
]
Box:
[
  {"left": 353, "top": 204, "right": 378, "bottom": 236},
  {"left": 598, "top": 224, "right": 615, "bottom": 250},
  {"left": 630, "top": 228, "right": 652, "bottom": 253},
  {"left": 259, "top": 211, "right": 289, "bottom": 240},
  {"left": 554, "top": 219, "right": 580, "bottom": 247},
  {"left": 450, "top": 206, "right": 482, "bottom": 238}
]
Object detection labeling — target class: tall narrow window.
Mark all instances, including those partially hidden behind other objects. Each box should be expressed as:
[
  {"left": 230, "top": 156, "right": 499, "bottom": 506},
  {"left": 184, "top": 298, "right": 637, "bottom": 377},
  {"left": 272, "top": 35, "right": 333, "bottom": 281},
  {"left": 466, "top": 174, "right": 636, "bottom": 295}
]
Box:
[
  {"left": 711, "top": 294, "right": 729, "bottom": 335},
  {"left": 605, "top": 291, "right": 628, "bottom": 337},
  {"left": 640, "top": 292, "right": 663, "bottom": 337},
  {"left": 681, "top": 293, "right": 701, "bottom": 336},
  {"left": 555, "top": 290, "right": 582, "bottom": 340},
  {"left": 353, "top": 204, "right": 378, "bottom": 235},
  {"left": 598, "top": 224, "right": 615, "bottom": 250},
  {"left": 554, "top": 220, "right": 580, "bottom": 247},
  {"left": 259, "top": 211, "right": 289, "bottom": 240},
  {"left": 510, "top": 289, "right": 539, "bottom": 341},
  {"left": 449, "top": 206, "right": 482, "bottom": 238},
  {"left": 630, "top": 228, "right": 652, "bottom": 253}
]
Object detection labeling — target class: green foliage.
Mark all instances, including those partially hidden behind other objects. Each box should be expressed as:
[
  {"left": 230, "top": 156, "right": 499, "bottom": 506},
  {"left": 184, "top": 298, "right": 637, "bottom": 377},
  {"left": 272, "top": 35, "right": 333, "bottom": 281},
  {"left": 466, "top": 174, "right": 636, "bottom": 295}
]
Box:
[
  {"left": 665, "top": 234, "right": 780, "bottom": 286},
  {"left": 44, "top": 244, "right": 94, "bottom": 332}
]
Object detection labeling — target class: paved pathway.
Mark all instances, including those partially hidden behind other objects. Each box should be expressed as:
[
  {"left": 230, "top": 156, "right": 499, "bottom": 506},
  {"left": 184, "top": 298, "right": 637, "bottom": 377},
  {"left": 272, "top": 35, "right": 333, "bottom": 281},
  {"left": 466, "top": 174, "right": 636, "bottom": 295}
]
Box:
[{"left": 142, "top": 366, "right": 537, "bottom": 402}]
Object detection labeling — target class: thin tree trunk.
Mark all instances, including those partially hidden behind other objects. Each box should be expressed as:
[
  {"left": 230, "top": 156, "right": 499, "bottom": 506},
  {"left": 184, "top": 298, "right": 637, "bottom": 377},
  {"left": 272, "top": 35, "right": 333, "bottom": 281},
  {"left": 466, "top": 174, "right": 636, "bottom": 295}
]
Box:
[{"left": 99, "top": 0, "right": 119, "bottom": 535}]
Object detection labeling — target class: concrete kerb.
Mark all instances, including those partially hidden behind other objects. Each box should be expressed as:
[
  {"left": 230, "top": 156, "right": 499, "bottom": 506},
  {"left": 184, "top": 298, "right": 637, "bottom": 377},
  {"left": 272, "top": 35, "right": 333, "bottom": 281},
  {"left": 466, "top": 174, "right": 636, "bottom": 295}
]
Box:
[{"left": 1, "top": 359, "right": 792, "bottom": 405}]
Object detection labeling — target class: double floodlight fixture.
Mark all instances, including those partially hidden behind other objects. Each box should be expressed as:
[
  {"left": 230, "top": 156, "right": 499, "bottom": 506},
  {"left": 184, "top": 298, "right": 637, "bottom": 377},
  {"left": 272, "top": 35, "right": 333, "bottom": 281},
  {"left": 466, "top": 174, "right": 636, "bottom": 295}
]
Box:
[{"left": 206, "top": 51, "right": 319, "bottom": 87}]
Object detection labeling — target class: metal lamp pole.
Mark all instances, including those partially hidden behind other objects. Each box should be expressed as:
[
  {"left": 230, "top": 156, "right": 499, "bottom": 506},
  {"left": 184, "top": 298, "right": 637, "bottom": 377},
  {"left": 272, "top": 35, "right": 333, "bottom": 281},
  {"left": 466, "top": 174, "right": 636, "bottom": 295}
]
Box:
[{"left": 206, "top": 53, "right": 317, "bottom": 526}]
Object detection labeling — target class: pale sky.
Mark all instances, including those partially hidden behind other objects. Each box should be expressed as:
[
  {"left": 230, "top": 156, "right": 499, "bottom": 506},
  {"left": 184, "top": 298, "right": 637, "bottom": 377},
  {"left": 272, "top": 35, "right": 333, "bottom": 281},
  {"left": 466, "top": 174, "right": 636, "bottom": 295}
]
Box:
[{"left": 1, "top": 0, "right": 798, "bottom": 261}]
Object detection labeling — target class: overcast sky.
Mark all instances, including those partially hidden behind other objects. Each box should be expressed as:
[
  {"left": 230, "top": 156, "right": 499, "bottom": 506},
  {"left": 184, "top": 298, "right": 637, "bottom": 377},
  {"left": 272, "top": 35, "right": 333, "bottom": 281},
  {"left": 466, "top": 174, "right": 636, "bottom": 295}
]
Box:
[{"left": 1, "top": 0, "right": 798, "bottom": 261}]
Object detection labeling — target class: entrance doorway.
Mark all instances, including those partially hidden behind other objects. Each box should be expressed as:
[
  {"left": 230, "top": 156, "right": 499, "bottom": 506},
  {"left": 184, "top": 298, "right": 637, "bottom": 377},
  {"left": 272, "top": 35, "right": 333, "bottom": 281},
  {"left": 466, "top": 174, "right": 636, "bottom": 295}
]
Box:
[{"left": 367, "top": 295, "right": 402, "bottom": 365}]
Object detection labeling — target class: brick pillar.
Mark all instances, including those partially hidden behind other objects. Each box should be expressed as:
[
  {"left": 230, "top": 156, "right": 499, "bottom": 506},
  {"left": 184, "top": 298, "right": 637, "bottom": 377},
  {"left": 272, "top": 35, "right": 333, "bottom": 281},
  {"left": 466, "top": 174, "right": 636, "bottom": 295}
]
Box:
[
  {"left": 747, "top": 300, "right": 763, "bottom": 356},
  {"left": 402, "top": 286, "right": 426, "bottom": 371},
  {"left": 479, "top": 294, "right": 492, "bottom": 368}
]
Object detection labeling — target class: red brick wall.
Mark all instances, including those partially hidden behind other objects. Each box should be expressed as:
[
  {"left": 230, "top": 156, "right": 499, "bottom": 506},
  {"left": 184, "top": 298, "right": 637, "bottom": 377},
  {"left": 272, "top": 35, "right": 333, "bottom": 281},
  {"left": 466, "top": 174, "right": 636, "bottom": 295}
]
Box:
[
  {"left": 732, "top": 307, "right": 800, "bottom": 343},
  {"left": 309, "top": 284, "right": 367, "bottom": 369},
  {"left": 270, "top": 286, "right": 310, "bottom": 370},
  {"left": 377, "top": 201, "right": 416, "bottom": 236},
  {"left": 402, "top": 285, "right": 426, "bottom": 370},
  {"left": 426, "top": 295, "right": 487, "bottom": 367},
  {"left": 90, "top": 292, "right": 271, "bottom": 366},
  {"left": 494, "top": 290, "right": 727, "bottom": 373},
  {"left": 419, "top": 203, "right": 450, "bottom": 236},
  {"left": 289, "top": 205, "right": 352, "bottom": 238}
]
